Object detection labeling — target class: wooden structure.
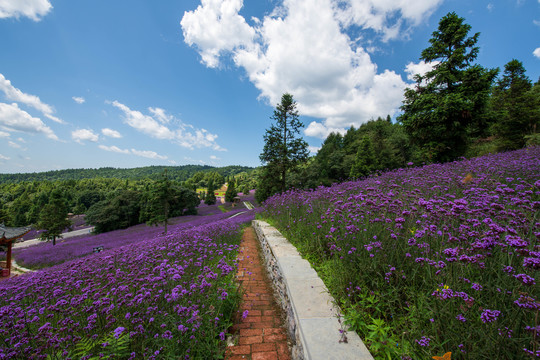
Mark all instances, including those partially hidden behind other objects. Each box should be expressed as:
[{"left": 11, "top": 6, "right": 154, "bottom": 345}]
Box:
[{"left": 0, "top": 224, "right": 31, "bottom": 277}]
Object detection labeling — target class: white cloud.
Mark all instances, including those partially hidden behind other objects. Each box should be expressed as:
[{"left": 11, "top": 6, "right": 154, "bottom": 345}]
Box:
[
  {"left": 0, "top": 0, "right": 52, "bottom": 21},
  {"left": 0, "top": 154, "right": 9, "bottom": 160},
  {"left": 0, "top": 73, "right": 64, "bottom": 123},
  {"left": 404, "top": 60, "right": 439, "bottom": 81},
  {"left": 98, "top": 145, "right": 130, "bottom": 154},
  {"left": 131, "top": 149, "right": 168, "bottom": 160},
  {"left": 110, "top": 100, "right": 226, "bottom": 150},
  {"left": 487, "top": 3, "right": 494, "bottom": 11},
  {"left": 182, "top": 0, "right": 442, "bottom": 138},
  {"left": 308, "top": 145, "right": 321, "bottom": 154},
  {"left": 99, "top": 145, "right": 166, "bottom": 159},
  {"left": 0, "top": 130, "right": 9, "bottom": 137},
  {"left": 72, "top": 96, "right": 85, "bottom": 104},
  {"left": 0, "top": 102, "right": 58, "bottom": 140},
  {"left": 335, "top": 0, "right": 443, "bottom": 41},
  {"left": 101, "top": 128, "right": 122, "bottom": 138},
  {"left": 72, "top": 128, "right": 99, "bottom": 143},
  {"left": 8, "top": 140, "right": 21, "bottom": 148},
  {"left": 210, "top": 155, "right": 220, "bottom": 160},
  {"left": 181, "top": 0, "right": 256, "bottom": 68},
  {"left": 534, "top": 47, "right": 540, "bottom": 59}
]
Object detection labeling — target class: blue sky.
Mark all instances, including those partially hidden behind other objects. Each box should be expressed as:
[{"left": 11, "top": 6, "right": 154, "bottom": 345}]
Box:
[{"left": 0, "top": 0, "right": 539, "bottom": 173}]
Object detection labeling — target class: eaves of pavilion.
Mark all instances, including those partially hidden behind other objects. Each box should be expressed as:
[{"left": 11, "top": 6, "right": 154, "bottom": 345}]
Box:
[{"left": 0, "top": 224, "right": 31, "bottom": 277}]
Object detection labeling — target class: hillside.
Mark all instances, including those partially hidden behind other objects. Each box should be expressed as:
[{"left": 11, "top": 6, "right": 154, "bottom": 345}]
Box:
[{"left": 0, "top": 164, "right": 254, "bottom": 184}]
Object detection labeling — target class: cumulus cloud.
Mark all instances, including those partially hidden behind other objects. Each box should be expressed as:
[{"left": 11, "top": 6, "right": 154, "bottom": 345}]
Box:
[
  {"left": 101, "top": 128, "right": 122, "bottom": 138},
  {"left": 181, "top": 0, "right": 256, "bottom": 68},
  {"left": 0, "top": 154, "right": 10, "bottom": 160},
  {"left": 0, "top": 102, "right": 58, "bottom": 140},
  {"left": 404, "top": 60, "right": 439, "bottom": 81},
  {"left": 182, "top": 0, "right": 442, "bottom": 138},
  {"left": 72, "top": 128, "right": 99, "bottom": 143},
  {"left": 534, "top": 47, "right": 540, "bottom": 59},
  {"left": 98, "top": 145, "right": 130, "bottom": 154},
  {"left": 0, "top": 73, "right": 64, "bottom": 123},
  {"left": 72, "top": 96, "right": 85, "bottom": 104},
  {"left": 0, "top": 0, "right": 52, "bottom": 21},
  {"left": 110, "top": 100, "right": 226, "bottom": 151},
  {"left": 0, "top": 130, "right": 9, "bottom": 137},
  {"left": 335, "top": 0, "right": 443, "bottom": 41}
]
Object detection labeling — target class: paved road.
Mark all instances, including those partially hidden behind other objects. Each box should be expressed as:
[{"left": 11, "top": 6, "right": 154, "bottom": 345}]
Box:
[{"left": 13, "top": 227, "right": 94, "bottom": 249}]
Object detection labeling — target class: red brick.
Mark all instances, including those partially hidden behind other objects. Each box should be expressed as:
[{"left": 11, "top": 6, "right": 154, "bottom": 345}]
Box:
[
  {"left": 263, "top": 310, "right": 276, "bottom": 316},
  {"left": 252, "top": 351, "right": 279, "bottom": 360},
  {"left": 264, "top": 328, "right": 285, "bottom": 336},
  {"left": 225, "top": 356, "right": 247, "bottom": 360},
  {"left": 244, "top": 316, "right": 262, "bottom": 323},
  {"left": 239, "top": 328, "right": 263, "bottom": 336},
  {"left": 251, "top": 321, "right": 275, "bottom": 329},
  {"left": 227, "top": 345, "right": 251, "bottom": 355},
  {"left": 276, "top": 342, "right": 290, "bottom": 359},
  {"left": 239, "top": 335, "right": 263, "bottom": 345},
  {"left": 252, "top": 342, "right": 277, "bottom": 352},
  {"left": 264, "top": 334, "right": 287, "bottom": 342}
]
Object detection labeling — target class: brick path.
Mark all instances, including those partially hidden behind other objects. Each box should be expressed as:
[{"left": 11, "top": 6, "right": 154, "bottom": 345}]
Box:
[{"left": 226, "top": 227, "right": 291, "bottom": 360}]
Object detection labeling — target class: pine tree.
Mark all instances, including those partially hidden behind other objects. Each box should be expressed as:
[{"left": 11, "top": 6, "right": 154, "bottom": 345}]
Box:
[
  {"left": 350, "top": 136, "right": 378, "bottom": 178},
  {"left": 399, "top": 12, "right": 498, "bottom": 162},
  {"left": 490, "top": 59, "right": 537, "bottom": 150},
  {"left": 37, "top": 192, "right": 71, "bottom": 246},
  {"left": 259, "top": 93, "right": 309, "bottom": 201},
  {"left": 225, "top": 178, "right": 237, "bottom": 203},
  {"left": 205, "top": 180, "right": 216, "bottom": 205}
]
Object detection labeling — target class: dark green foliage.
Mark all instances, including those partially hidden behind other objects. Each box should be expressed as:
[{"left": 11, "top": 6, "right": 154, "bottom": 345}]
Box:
[
  {"left": 224, "top": 178, "right": 237, "bottom": 203},
  {"left": 36, "top": 191, "right": 72, "bottom": 245},
  {"left": 399, "top": 12, "right": 498, "bottom": 162},
  {"left": 259, "top": 93, "right": 309, "bottom": 201},
  {"left": 205, "top": 181, "right": 217, "bottom": 205},
  {"left": 139, "top": 174, "right": 199, "bottom": 233},
  {"left": 490, "top": 59, "right": 539, "bottom": 150},
  {"left": 0, "top": 165, "right": 253, "bottom": 184},
  {"left": 350, "top": 136, "right": 378, "bottom": 179},
  {"left": 85, "top": 190, "right": 141, "bottom": 234},
  {"left": 315, "top": 133, "right": 347, "bottom": 184},
  {"left": 255, "top": 165, "right": 283, "bottom": 204}
]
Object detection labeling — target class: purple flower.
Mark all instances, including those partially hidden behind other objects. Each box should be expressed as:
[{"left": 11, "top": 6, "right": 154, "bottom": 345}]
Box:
[
  {"left": 480, "top": 309, "right": 501, "bottom": 323},
  {"left": 415, "top": 336, "right": 431, "bottom": 347},
  {"left": 114, "top": 326, "right": 125, "bottom": 339},
  {"left": 456, "top": 314, "right": 467, "bottom": 322},
  {"left": 514, "top": 273, "right": 536, "bottom": 286}
]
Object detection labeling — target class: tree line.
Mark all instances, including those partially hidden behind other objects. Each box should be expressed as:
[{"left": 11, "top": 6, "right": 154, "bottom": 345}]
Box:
[
  {"left": 256, "top": 12, "right": 539, "bottom": 203},
  {"left": 0, "top": 164, "right": 253, "bottom": 184}
]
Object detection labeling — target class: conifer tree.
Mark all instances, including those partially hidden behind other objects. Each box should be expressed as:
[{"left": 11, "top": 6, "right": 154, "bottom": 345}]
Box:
[
  {"left": 205, "top": 180, "right": 216, "bottom": 205},
  {"left": 399, "top": 12, "right": 497, "bottom": 162},
  {"left": 258, "top": 93, "right": 309, "bottom": 201}
]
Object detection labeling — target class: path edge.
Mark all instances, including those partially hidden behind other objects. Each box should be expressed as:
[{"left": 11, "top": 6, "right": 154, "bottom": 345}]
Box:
[{"left": 252, "top": 220, "right": 374, "bottom": 360}]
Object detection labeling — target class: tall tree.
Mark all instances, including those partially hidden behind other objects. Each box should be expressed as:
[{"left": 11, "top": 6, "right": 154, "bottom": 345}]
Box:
[
  {"left": 350, "top": 135, "right": 378, "bottom": 179},
  {"left": 205, "top": 180, "right": 217, "bottom": 205},
  {"left": 398, "top": 12, "right": 498, "bottom": 162},
  {"left": 225, "top": 178, "right": 237, "bottom": 203},
  {"left": 490, "top": 59, "right": 538, "bottom": 150},
  {"left": 259, "top": 93, "right": 309, "bottom": 200},
  {"left": 36, "top": 192, "right": 71, "bottom": 246},
  {"left": 143, "top": 170, "right": 176, "bottom": 234}
]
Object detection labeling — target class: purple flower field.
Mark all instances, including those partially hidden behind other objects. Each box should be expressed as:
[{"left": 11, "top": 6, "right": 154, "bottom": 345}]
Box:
[
  {"left": 262, "top": 148, "right": 539, "bottom": 359},
  {"left": 13, "top": 207, "right": 251, "bottom": 269},
  {"left": 1, "top": 211, "right": 256, "bottom": 359}
]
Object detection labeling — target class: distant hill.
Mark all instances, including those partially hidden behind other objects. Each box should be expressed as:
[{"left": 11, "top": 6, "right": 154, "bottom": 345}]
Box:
[{"left": 0, "top": 165, "right": 255, "bottom": 184}]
